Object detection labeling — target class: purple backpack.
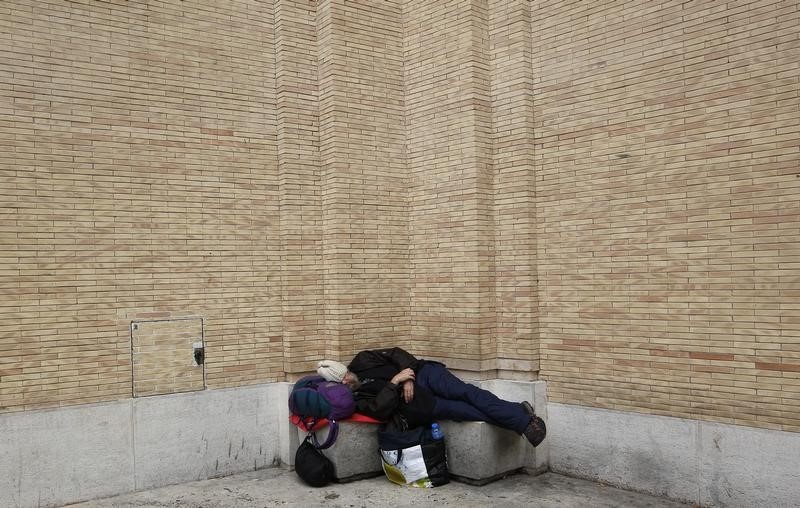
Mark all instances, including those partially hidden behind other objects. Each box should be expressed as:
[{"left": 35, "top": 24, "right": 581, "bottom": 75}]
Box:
[{"left": 289, "top": 375, "right": 356, "bottom": 448}]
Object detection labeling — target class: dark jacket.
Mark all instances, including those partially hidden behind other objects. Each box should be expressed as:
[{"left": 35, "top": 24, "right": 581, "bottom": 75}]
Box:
[
  {"left": 347, "top": 348, "right": 434, "bottom": 427},
  {"left": 347, "top": 347, "right": 424, "bottom": 381}
]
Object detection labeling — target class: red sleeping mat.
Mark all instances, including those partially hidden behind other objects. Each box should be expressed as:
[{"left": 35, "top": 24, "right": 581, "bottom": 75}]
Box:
[{"left": 290, "top": 412, "right": 383, "bottom": 431}]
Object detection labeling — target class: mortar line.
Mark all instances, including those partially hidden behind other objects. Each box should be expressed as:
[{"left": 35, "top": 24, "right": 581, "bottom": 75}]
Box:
[{"left": 131, "top": 398, "right": 138, "bottom": 491}]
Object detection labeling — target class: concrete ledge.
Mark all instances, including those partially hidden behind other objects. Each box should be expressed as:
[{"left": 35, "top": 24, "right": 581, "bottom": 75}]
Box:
[
  {"left": 291, "top": 378, "right": 548, "bottom": 485},
  {"left": 295, "top": 421, "right": 384, "bottom": 482},
  {"left": 296, "top": 419, "right": 532, "bottom": 485},
  {"left": 549, "top": 403, "right": 800, "bottom": 507},
  {"left": 440, "top": 420, "right": 526, "bottom": 485},
  {"left": 295, "top": 419, "right": 537, "bottom": 486},
  {"left": 476, "top": 378, "right": 549, "bottom": 474},
  {"left": 441, "top": 379, "right": 548, "bottom": 484}
]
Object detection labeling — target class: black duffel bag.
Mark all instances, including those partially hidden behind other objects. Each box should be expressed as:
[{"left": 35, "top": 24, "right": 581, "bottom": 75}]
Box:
[{"left": 295, "top": 434, "right": 335, "bottom": 487}]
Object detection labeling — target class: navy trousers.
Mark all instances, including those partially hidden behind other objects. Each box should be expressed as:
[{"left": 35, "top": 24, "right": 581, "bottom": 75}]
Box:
[{"left": 415, "top": 362, "right": 530, "bottom": 434}]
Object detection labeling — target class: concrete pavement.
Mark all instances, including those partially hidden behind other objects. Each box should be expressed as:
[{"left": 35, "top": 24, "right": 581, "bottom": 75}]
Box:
[{"left": 72, "top": 469, "right": 690, "bottom": 508}]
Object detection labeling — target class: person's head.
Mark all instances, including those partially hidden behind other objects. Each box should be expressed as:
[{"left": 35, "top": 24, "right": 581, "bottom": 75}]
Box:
[
  {"left": 341, "top": 371, "right": 361, "bottom": 391},
  {"left": 316, "top": 360, "right": 361, "bottom": 390}
]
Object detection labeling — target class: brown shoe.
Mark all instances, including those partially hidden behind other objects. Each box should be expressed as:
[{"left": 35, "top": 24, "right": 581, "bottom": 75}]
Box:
[{"left": 523, "top": 415, "right": 546, "bottom": 447}]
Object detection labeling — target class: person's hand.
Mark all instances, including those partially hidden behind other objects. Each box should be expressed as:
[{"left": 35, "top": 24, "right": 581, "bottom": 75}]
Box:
[
  {"left": 391, "top": 368, "right": 415, "bottom": 385},
  {"left": 402, "top": 380, "right": 414, "bottom": 403}
]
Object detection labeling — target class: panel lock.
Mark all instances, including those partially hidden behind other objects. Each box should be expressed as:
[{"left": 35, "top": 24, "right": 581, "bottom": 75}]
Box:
[{"left": 193, "top": 342, "right": 205, "bottom": 366}]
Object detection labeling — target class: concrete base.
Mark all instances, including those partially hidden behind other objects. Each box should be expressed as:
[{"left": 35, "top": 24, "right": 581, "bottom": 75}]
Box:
[
  {"left": 132, "top": 385, "right": 282, "bottom": 490},
  {"left": 549, "top": 403, "right": 800, "bottom": 507},
  {"left": 0, "top": 400, "right": 135, "bottom": 508},
  {"left": 294, "top": 421, "right": 384, "bottom": 482},
  {"left": 0, "top": 383, "right": 287, "bottom": 508},
  {"left": 6, "top": 380, "right": 800, "bottom": 507},
  {"left": 1, "top": 377, "right": 545, "bottom": 507}
]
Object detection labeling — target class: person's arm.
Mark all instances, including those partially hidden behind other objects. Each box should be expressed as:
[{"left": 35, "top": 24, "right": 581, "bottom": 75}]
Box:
[
  {"left": 377, "top": 347, "right": 422, "bottom": 372},
  {"left": 356, "top": 384, "right": 400, "bottom": 420},
  {"left": 379, "top": 349, "right": 419, "bottom": 402},
  {"left": 354, "top": 369, "right": 415, "bottom": 420}
]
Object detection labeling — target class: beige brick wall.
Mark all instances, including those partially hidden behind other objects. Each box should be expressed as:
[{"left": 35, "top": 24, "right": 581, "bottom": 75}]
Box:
[
  {"left": 2, "top": 0, "right": 798, "bottom": 433},
  {"left": 274, "top": 0, "right": 325, "bottom": 375},
  {"left": 275, "top": 0, "right": 410, "bottom": 375},
  {"left": 489, "top": 0, "right": 539, "bottom": 375},
  {"left": 405, "top": 0, "right": 498, "bottom": 368},
  {"left": 1, "top": 0, "right": 283, "bottom": 410},
  {"left": 317, "top": 0, "right": 410, "bottom": 360},
  {"left": 532, "top": 0, "right": 800, "bottom": 431},
  {"left": 405, "top": 0, "right": 539, "bottom": 377}
]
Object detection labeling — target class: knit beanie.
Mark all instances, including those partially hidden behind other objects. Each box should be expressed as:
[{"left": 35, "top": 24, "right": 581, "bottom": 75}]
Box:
[{"left": 317, "top": 360, "right": 348, "bottom": 383}]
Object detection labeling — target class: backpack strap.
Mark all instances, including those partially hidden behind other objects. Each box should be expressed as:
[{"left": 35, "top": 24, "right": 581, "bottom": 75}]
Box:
[{"left": 310, "top": 420, "right": 339, "bottom": 450}]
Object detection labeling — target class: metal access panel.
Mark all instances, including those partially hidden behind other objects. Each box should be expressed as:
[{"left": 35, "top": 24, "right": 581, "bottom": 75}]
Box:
[{"left": 131, "top": 318, "right": 205, "bottom": 397}]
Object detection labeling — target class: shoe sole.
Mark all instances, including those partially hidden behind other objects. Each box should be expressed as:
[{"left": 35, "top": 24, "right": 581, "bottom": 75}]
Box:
[{"left": 521, "top": 400, "right": 535, "bottom": 416}]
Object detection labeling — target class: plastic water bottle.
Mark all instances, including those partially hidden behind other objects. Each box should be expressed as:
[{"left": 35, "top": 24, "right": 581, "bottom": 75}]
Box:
[{"left": 431, "top": 422, "right": 444, "bottom": 440}]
